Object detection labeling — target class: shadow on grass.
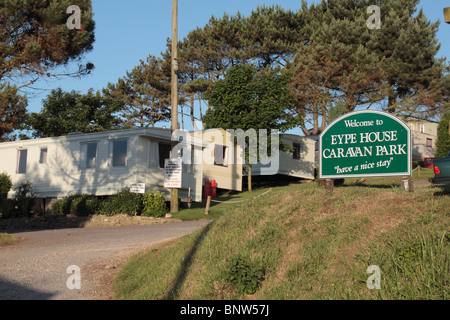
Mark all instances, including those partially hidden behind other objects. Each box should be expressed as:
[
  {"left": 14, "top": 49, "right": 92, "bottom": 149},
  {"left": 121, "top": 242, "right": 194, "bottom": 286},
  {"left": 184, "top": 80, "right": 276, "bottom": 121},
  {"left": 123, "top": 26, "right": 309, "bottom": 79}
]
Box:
[
  {"left": 163, "top": 220, "right": 215, "bottom": 300},
  {"left": 433, "top": 185, "right": 450, "bottom": 197},
  {"left": 339, "top": 183, "right": 401, "bottom": 189}
]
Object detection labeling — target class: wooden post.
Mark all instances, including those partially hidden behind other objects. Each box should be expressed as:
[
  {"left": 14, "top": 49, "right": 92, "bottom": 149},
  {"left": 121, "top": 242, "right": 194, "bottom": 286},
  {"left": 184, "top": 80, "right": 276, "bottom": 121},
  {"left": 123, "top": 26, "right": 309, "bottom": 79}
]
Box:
[
  {"left": 418, "top": 165, "right": 421, "bottom": 178},
  {"left": 205, "top": 195, "right": 212, "bottom": 215},
  {"left": 170, "top": 0, "right": 179, "bottom": 213},
  {"left": 325, "top": 179, "right": 334, "bottom": 193},
  {"left": 400, "top": 178, "right": 414, "bottom": 193}
]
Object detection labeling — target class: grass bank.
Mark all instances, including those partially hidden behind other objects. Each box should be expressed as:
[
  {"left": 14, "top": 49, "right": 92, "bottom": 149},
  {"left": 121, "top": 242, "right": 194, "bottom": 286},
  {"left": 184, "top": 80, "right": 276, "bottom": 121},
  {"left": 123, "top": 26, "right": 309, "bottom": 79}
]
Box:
[
  {"left": 113, "top": 178, "right": 449, "bottom": 300},
  {"left": 0, "top": 233, "right": 17, "bottom": 246}
]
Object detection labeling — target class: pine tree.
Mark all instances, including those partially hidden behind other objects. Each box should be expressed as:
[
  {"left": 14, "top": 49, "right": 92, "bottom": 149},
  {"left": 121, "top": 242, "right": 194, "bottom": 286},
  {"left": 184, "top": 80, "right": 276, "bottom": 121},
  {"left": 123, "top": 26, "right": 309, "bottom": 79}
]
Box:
[
  {"left": 365, "top": 0, "right": 447, "bottom": 115},
  {"left": 288, "top": 0, "right": 384, "bottom": 135},
  {"left": 0, "top": 0, "right": 95, "bottom": 140},
  {"left": 104, "top": 56, "right": 172, "bottom": 128},
  {"left": 0, "top": 0, "right": 95, "bottom": 88},
  {"left": 175, "top": 5, "right": 307, "bottom": 128},
  {"left": 288, "top": 0, "right": 449, "bottom": 135},
  {"left": 0, "top": 84, "right": 27, "bottom": 141}
]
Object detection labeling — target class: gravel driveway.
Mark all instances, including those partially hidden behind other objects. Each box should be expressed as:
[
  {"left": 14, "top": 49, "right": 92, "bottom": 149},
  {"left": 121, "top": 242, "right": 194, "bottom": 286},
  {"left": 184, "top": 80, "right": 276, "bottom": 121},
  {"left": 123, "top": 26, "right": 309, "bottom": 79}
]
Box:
[{"left": 0, "top": 220, "right": 212, "bottom": 300}]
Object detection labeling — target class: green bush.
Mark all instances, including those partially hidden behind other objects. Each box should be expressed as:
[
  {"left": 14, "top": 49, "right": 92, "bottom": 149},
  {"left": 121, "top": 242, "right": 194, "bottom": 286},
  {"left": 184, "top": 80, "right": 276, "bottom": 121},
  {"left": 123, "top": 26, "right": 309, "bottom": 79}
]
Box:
[
  {"left": 51, "top": 194, "right": 99, "bottom": 216},
  {"left": 142, "top": 190, "right": 167, "bottom": 218},
  {"left": 13, "top": 181, "right": 36, "bottom": 218},
  {"left": 51, "top": 196, "right": 75, "bottom": 215},
  {"left": 97, "top": 188, "right": 143, "bottom": 216},
  {"left": 0, "top": 172, "right": 12, "bottom": 200},
  {"left": 69, "top": 194, "right": 99, "bottom": 217},
  {"left": 51, "top": 198, "right": 67, "bottom": 215},
  {"left": 228, "top": 257, "right": 265, "bottom": 295}
]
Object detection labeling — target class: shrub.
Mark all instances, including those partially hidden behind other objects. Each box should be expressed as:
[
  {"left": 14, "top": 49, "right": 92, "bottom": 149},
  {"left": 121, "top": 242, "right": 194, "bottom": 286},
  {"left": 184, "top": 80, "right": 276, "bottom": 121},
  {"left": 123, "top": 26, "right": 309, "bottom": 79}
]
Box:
[
  {"left": 142, "top": 190, "right": 167, "bottom": 218},
  {"left": 69, "top": 194, "right": 99, "bottom": 217},
  {"left": 97, "top": 188, "right": 143, "bottom": 216},
  {"left": 0, "top": 172, "right": 12, "bottom": 200},
  {"left": 228, "top": 257, "right": 265, "bottom": 295},
  {"left": 13, "top": 181, "right": 36, "bottom": 218},
  {"left": 51, "top": 196, "right": 75, "bottom": 215},
  {"left": 51, "top": 198, "right": 67, "bottom": 215}
]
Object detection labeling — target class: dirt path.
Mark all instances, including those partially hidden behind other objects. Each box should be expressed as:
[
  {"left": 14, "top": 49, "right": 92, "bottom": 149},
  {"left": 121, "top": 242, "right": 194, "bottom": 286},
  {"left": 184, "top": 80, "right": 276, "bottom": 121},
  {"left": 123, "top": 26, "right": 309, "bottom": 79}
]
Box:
[{"left": 0, "top": 220, "right": 212, "bottom": 300}]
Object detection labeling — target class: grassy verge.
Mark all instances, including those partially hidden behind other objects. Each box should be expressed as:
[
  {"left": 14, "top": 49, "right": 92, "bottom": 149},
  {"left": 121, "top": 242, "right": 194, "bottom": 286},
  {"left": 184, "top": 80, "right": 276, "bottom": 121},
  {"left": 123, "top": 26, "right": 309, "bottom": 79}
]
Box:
[
  {"left": 172, "top": 188, "right": 274, "bottom": 221},
  {"left": 113, "top": 179, "right": 449, "bottom": 300},
  {"left": 0, "top": 233, "right": 17, "bottom": 246}
]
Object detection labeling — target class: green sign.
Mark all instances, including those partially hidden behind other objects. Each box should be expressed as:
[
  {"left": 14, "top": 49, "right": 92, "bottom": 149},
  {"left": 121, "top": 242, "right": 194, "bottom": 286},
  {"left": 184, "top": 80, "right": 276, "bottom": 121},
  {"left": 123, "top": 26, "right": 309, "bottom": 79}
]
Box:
[{"left": 320, "top": 110, "right": 411, "bottom": 179}]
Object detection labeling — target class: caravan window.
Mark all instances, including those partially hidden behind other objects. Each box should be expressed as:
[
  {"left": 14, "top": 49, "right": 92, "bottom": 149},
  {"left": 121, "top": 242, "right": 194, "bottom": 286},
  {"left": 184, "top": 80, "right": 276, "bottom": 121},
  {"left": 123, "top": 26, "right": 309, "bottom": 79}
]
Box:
[
  {"left": 17, "top": 149, "right": 28, "bottom": 174},
  {"left": 111, "top": 139, "right": 128, "bottom": 167},
  {"left": 214, "top": 145, "right": 229, "bottom": 167},
  {"left": 39, "top": 147, "right": 48, "bottom": 164},
  {"left": 81, "top": 142, "right": 97, "bottom": 169},
  {"left": 159, "top": 143, "right": 171, "bottom": 169},
  {"left": 293, "top": 143, "right": 301, "bottom": 160}
]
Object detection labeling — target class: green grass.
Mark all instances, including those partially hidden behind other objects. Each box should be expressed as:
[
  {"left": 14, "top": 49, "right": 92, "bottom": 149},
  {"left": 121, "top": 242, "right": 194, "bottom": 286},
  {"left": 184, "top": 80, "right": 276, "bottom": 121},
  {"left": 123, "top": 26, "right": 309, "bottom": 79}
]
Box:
[
  {"left": 113, "top": 180, "right": 449, "bottom": 300},
  {"left": 0, "top": 233, "right": 17, "bottom": 246},
  {"left": 172, "top": 188, "right": 276, "bottom": 221}
]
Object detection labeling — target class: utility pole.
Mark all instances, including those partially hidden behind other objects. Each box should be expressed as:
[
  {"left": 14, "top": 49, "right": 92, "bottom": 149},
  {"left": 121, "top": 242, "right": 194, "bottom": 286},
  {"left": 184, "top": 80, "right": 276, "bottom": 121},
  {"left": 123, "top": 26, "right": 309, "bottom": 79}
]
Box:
[
  {"left": 444, "top": 7, "right": 450, "bottom": 24},
  {"left": 170, "top": 0, "right": 179, "bottom": 213}
]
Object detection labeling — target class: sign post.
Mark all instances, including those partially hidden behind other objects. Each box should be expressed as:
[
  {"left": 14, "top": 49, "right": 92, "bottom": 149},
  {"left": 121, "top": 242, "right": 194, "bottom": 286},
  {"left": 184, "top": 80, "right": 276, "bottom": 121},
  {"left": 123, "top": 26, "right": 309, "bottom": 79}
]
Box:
[
  {"left": 164, "top": 159, "right": 182, "bottom": 189},
  {"left": 170, "top": 0, "right": 179, "bottom": 212},
  {"left": 320, "top": 110, "right": 411, "bottom": 180}
]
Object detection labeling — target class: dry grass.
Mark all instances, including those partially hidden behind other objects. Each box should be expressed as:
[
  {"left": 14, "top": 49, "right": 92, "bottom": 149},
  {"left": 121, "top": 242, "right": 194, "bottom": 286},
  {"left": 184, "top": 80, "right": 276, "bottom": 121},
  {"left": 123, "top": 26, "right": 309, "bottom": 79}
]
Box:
[{"left": 113, "top": 180, "right": 450, "bottom": 300}]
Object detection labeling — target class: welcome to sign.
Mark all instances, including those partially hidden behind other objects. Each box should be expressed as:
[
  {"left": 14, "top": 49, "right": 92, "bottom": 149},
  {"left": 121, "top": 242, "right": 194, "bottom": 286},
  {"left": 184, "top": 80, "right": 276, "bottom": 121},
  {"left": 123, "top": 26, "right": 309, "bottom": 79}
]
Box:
[{"left": 319, "top": 110, "right": 411, "bottom": 179}]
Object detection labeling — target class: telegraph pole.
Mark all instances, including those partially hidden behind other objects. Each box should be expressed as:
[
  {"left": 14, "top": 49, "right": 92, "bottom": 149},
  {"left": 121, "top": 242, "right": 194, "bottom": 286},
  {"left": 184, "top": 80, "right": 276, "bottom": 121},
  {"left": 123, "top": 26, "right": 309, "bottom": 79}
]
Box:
[
  {"left": 170, "top": 0, "right": 179, "bottom": 213},
  {"left": 445, "top": 7, "right": 450, "bottom": 24}
]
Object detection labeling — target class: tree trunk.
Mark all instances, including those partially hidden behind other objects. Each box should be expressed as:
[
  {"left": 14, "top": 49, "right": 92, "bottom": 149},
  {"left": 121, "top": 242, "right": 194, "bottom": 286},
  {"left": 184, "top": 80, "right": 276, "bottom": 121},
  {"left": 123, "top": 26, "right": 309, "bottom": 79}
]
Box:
[
  {"left": 387, "top": 94, "right": 396, "bottom": 114},
  {"left": 190, "top": 93, "right": 199, "bottom": 131}
]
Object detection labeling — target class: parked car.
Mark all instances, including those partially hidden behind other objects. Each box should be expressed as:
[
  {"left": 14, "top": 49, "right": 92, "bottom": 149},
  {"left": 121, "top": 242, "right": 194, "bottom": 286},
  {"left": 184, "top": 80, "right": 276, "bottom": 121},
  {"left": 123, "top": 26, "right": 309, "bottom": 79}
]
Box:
[{"left": 431, "top": 151, "right": 450, "bottom": 185}]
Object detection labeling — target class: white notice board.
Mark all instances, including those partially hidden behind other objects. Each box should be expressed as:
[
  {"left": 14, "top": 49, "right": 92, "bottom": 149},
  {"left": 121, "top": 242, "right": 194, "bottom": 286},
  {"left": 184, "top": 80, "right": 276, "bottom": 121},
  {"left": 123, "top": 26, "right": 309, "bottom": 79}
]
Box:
[
  {"left": 130, "top": 183, "right": 146, "bottom": 194},
  {"left": 164, "top": 159, "right": 182, "bottom": 189}
]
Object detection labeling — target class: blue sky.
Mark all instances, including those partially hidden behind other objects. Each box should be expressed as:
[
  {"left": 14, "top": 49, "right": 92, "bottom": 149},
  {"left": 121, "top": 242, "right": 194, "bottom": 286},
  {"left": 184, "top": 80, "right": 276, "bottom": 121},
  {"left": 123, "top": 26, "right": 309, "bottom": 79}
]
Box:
[{"left": 25, "top": 0, "right": 450, "bottom": 128}]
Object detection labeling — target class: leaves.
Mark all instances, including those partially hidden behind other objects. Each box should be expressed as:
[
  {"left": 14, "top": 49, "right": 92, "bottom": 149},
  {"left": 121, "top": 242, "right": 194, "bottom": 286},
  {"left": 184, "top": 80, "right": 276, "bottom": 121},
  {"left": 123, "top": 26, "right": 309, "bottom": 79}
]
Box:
[
  {"left": 25, "top": 88, "right": 123, "bottom": 138},
  {"left": 0, "top": 83, "right": 27, "bottom": 141},
  {"left": 228, "top": 257, "right": 265, "bottom": 295},
  {"left": 0, "top": 0, "right": 95, "bottom": 85},
  {"left": 435, "top": 111, "right": 450, "bottom": 159},
  {"left": 104, "top": 56, "right": 172, "bottom": 128}
]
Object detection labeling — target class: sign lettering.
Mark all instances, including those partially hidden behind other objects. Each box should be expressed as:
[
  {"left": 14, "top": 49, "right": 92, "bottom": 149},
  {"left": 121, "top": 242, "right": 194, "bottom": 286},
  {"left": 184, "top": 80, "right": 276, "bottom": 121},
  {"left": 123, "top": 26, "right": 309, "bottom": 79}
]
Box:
[{"left": 320, "top": 111, "right": 411, "bottom": 179}]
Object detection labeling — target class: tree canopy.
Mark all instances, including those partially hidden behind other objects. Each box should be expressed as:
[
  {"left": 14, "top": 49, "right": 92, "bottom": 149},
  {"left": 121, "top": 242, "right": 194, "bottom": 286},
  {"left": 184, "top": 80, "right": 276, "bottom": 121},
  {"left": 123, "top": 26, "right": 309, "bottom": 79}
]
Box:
[
  {"left": 0, "top": 0, "right": 96, "bottom": 141},
  {"left": 0, "top": 0, "right": 95, "bottom": 88},
  {"left": 104, "top": 55, "right": 172, "bottom": 128},
  {"left": 160, "top": 1, "right": 446, "bottom": 135},
  {"left": 288, "top": 0, "right": 450, "bottom": 135},
  {"left": 435, "top": 112, "right": 450, "bottom": 159},
  {"left": 25, "top": 88, "right": 122, "bottom": 138},
  {"left": 202, "top": 63, "right": 300, "bottom": 191}
]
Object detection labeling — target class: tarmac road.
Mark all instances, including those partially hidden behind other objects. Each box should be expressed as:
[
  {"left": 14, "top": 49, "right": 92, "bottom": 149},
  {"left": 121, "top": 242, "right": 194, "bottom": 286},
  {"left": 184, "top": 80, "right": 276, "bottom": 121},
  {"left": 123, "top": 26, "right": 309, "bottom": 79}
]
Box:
[{"left": 0, "top": 220, "right": 212, "bottom": 300}]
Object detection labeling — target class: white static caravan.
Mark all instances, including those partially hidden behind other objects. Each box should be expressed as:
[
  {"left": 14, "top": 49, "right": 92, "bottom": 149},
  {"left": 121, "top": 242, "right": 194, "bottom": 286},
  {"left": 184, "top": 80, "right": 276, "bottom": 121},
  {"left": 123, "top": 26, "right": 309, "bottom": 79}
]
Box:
[
  {"left": 0, "top": 127, "right": 204, "bottom": 204},
  {"left": 250, "top": 133, "right": 316, "bottom": 180},
  {"left": 196, "top": 128, "right": 244, "bottom": 192}
]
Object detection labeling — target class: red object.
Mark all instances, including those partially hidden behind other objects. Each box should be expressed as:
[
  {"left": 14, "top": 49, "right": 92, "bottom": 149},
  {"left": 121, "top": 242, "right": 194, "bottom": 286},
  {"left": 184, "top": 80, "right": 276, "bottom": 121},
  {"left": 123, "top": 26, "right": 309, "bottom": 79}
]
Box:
[
  {"left": 211, "top": 180, "right": 217, "bottom": 198},
  {"left": 203, "top": 180, "right": 212, "bottom": 198},
  {"left": 424, "top": 158, "right": 434, "bottom": 169},
  {"left": 434, "top": 166, "right": 441, "bottom": 175}
]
